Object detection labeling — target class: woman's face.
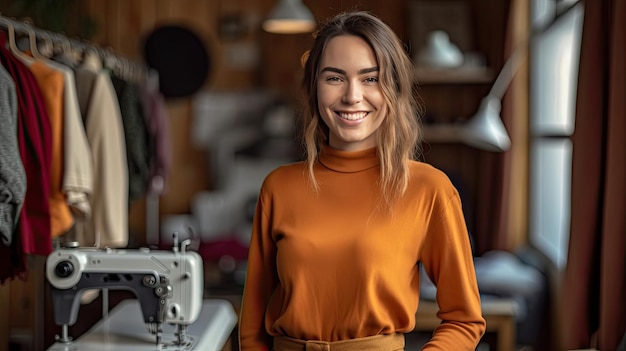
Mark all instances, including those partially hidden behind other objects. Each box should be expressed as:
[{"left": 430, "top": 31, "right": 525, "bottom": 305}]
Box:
[{"left": 317, "top": 35, "right": 386, "bottom": 151}]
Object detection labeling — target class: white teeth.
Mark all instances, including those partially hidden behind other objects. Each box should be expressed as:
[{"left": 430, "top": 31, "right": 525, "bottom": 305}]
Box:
[{"left": 338, "top": 112, "right": 367, "bottom": 120}]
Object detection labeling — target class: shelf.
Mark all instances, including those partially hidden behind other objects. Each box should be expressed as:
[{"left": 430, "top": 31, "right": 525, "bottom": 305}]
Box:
[{"left": 415, "top": 66, "right": 495, "bottom": 84}]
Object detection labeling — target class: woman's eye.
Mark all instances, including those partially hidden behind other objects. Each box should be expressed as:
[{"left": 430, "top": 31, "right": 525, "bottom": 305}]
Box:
[
  {"left": 326, "top": 76, "right": 342, "bottom": 82},
  {"left": 364, "top": 77, "right": 379, "bottom": 83}
]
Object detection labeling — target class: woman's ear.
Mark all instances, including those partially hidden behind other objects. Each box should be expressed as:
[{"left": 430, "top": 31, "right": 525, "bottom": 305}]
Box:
[{"left": 301, "top": 50, "right": 310, "bottom": 68}]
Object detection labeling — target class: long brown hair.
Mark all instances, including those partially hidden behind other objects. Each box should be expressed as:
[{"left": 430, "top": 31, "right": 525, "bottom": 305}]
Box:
[{"left": 300, "top": 11, "right": 423, "bottom": 206}]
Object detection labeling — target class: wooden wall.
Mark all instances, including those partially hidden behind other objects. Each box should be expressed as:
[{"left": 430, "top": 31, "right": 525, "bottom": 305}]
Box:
[
  {"left": 74, "top": 0, "right": 264, "bottom": 244},
  {"left": 1, "top": 0, "right": 509, "bottom": 244},
  {"left": 68, "top": 0, "right": 505, "bottom": 246},
  {"left": 69, "top": 0, "right": 410, "bottom": 245}
]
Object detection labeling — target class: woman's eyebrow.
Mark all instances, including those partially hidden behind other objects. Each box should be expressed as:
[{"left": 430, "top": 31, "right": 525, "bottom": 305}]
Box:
[
  {"left": 320, "top": 66, "right": 379, "bottom": 75},
  {"left": 358, "top": 67, "right": 379, "bottom": 74}
]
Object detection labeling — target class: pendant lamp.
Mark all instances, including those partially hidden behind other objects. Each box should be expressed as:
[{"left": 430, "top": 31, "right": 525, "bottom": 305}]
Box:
[{"left": 263, "top": 0, "right": 316, "bottom": 34}]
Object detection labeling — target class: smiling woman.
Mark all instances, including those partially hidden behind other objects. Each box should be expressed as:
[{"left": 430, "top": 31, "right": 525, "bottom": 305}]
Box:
[
  {"left": 316, "top": 35, "right": 385, "bottom": 152},
  {"left": 238, "top": 10, "right": 485, "bottom": 351}
]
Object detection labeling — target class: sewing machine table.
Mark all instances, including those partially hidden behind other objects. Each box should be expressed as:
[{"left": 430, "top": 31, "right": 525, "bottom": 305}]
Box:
[{"left": 47, "top": 299, "right": 237, "bottom": 351}]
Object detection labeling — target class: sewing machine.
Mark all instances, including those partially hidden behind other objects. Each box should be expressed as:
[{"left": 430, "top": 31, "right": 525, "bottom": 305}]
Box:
[{"left": 46, "top": 236, "right": 206, "bottom": 349}]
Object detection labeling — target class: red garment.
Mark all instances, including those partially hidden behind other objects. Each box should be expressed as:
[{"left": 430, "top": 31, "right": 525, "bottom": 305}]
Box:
[{"left": 0, "top": 32, "right": 53, "bottom": 283}]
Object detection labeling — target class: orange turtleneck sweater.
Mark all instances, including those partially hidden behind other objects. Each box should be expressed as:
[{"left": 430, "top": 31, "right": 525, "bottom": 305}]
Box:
[{"left": 239, "top": 145, "right": 485, "bottom": 350}]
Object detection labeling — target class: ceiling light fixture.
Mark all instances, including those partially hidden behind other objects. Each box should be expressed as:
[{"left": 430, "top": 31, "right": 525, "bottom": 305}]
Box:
[{"left": 262, "top": 0, "right": 316, "bottom": 34}]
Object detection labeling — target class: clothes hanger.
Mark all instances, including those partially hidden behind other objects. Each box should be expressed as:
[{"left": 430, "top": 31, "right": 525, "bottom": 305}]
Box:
[
  {"left": 70, "top": 37, "right": 87, "bottom": 64},
  {"left": 36, "top": 30, "right": 55, "bottom": 59},
  {"left": 54, "top": 34, "right": 80, "bottom": 66},
  {"left": 23, "top": 20, "right": 46, "bottom": 60},
  {"left": 123, "top": 57, "right": 132, "bottom": 81},
  {"left": 103, "top": 46, "right": 123, "bottom": 76},
  {"left": 0, "top": 15, "right": 33, "bottom": 62},
  {"left": 56, "top": 33, "right": 70, "bottom": 55},
  {"left": 50, "top": 32, "right": 64, "bottom": 57}
]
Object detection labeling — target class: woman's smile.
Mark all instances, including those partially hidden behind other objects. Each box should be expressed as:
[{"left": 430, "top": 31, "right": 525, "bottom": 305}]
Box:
[{"left": 337, "top": 111, "right": 368, "bottom": 121}]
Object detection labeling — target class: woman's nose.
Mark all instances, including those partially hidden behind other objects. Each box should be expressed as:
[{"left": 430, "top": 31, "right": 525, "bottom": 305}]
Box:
[{"left": 342, "top": 81, "right": 362, "bottom": 104}]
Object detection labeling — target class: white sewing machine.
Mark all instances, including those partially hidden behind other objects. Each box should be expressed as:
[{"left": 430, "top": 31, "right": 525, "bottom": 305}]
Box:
[{"left": 46, "top": 237, "right": 237, "bottom": 350}]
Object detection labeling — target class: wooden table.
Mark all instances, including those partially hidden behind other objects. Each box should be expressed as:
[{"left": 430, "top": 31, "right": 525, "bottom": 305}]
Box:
[{"left": 415, "top": 298, "right": 518, "bottom": 351}]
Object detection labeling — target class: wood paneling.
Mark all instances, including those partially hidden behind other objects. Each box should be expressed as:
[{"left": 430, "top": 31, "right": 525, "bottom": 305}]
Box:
[
  {"left": 503, "top": 0, "right": 529, "bottom": 250},
  {"left": 66, "top": 0, "right": 507, "bottom": 247},
  {"left": 68, "top": 0, "right": 412, "bottom": 244}
]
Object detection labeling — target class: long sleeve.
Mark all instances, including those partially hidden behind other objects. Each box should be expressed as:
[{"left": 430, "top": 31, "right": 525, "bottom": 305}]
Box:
[
  {"left": 0, "top": 38, "right": 53, "bottom": 257},
  {"left": 29, "top": 61, "right": 75, "bottom": 238},
  {"left": 420, "top": 192, "right": 486, "bottom": 350},
  {"left": 0, "top": 63, "right": 26, "bottom": 246},
  {"left": 239, "top": 187, "right": 278, "bottom": 351},
  {"left": 44, "top": 61, "right": 94, "bottom": 219},
  {"left": 110, "top": 74, "right": 151, "bottom": 202},
  {"left": 238, "top": 146, "right": 485, "bottom": 350},
  {"left": 71, "top": 53, "right": 128, "bottom": 248}
]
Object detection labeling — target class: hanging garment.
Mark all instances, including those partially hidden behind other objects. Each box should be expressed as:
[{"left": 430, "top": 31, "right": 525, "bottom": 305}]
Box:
[
  {"left": 110, "top": 74, "right": 151, "bottom": 203},
  {"left": 42, "top": 60, "right": 94, "bottom": 220},
  {"left": 139, "top": 82, "right": 172, "bottom": 195},
  {"left": 28, "top": 60, "right": 75, "bottom": 238},
  {"left": 69, "top": 51, "right": 128, "bottom": 248},
  {"left": 0, "top": 32, "right": 53, "bottom": 282},
  {"left": 0, "top": 63, "right": 26, "bottom": 247},
  {"left": 16, "top": 45, "right": 92, "bottom": 236}
]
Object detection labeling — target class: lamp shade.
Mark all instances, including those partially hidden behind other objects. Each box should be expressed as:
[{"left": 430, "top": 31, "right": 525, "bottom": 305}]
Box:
[
  {"left": 263, "top": 0, "right": 316, "bottom": 34},
  {"left": 462, "top": 96, "right": 511, "bottom": 152}
]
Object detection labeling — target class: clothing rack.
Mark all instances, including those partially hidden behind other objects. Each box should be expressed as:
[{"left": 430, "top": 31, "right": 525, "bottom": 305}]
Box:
[
  {"left": 1, "top": 13, "right": 163, "bottom": 247},
  {"left": 0, "top": 14, "right": 158, "bottom": 86},
  {"left": 1, "top": 13, "right": 167, "bottom": 351}
]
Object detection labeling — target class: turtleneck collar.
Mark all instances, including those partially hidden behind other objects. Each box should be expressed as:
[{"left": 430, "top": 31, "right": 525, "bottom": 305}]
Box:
[{"left": 318, "top": 144, "right": 379, "bottom": 173}]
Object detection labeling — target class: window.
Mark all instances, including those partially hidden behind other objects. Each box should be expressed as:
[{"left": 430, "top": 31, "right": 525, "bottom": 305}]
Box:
[{"left": 528, "top": 0, "right": 583, "bottom": 269}]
